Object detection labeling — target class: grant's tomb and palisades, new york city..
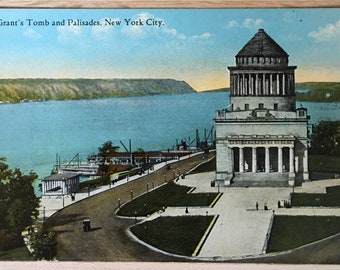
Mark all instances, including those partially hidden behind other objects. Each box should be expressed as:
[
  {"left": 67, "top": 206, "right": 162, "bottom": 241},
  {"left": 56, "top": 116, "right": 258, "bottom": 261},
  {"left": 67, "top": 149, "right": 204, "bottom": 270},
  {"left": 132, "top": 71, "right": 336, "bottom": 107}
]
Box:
[{"left": 7, "top": 28, "right": 340, "bottom": 263}]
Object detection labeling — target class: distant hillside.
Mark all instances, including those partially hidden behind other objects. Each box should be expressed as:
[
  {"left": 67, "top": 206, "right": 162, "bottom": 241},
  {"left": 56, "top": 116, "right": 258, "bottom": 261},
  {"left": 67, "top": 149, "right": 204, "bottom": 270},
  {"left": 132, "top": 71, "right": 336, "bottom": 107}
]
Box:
[
  {"left": 203, "top": 82, "right": 340, "bottom": 102},
  {"left": 0, "top": 78, "right": 196, "bottom": 103},
  {"left": 201, "top": 87, "right": 229, "bottom": 93},
  {"left": 296, "top": 82, "right": 340, "bottom": 102}
]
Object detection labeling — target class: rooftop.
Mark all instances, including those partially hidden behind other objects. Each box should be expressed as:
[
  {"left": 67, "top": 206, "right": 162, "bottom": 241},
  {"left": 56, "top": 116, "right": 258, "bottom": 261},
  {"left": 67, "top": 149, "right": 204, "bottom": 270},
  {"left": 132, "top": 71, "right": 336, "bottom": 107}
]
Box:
[{"left": 236, "top": 29, "right": 289, "bottom": 58}]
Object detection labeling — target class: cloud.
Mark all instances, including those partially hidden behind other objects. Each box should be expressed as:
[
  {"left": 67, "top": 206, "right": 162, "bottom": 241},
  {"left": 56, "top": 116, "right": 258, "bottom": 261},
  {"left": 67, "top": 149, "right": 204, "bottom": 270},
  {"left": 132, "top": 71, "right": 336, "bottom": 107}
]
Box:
[
  {"left": 243, "top": 18, "right": 264, "bottom": 29},
  {"left": 190, "top": 32, "right": 212, "bottom": 40},
  {"left": 225, "top": 20, "right": 239, "bottom": 29},
  {"left": 57, "top": 24, "right": 81, "bottom": 42},
  {"left": 120, "top": 12, "right": 211, "bottom": 42},
  {"left": 224, "top": 18, "right": 263, "bottom": 29},
  {"left": 23, "top": 28, "right": 41, "bottom": 39},
  {"left": 91, "top": 18, "right": 116, "bottom": 40},
  {"left": 121, "top": 12, "right": 152, "bottom": 38},
  {"left": 308, "top": 20, "right": 340, "bottom": 42}
]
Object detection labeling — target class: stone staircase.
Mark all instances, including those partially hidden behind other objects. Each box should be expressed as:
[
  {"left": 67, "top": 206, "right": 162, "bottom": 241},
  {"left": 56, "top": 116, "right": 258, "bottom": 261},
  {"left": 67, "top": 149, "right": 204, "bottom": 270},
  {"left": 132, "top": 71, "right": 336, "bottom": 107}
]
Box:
[{"left": 231, "top": 172, "right": 290, "bottom": 187}]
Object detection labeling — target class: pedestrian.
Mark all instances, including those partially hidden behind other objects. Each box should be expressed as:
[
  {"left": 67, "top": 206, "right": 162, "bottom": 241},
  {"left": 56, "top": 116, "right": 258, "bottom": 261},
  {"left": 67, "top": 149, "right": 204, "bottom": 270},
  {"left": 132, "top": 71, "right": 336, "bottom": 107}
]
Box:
[
  {"left": 256, "top": 202, "right": 258, "bottom": 210},
  {"left": 185, "top": 207, "right": 189, "bottom": 214},
  {"left": 264, "top": 203, "right": 268, "bottom": 210}
]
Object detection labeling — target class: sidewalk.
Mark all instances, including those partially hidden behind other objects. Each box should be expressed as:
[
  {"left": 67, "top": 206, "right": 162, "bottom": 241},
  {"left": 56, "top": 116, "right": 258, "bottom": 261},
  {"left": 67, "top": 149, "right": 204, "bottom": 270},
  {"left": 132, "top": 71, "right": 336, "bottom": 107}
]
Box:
[
  {"left": 37, "top": 151, "right": 204, "bottom": 220},
  {"left": 152, "top": 172, "right": 340, "bottom": 260}
]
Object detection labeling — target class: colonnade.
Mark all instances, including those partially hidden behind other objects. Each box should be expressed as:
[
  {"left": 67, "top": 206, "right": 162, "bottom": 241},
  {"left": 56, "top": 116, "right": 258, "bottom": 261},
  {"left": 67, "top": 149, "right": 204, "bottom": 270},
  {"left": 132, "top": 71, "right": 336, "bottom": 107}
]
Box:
[
  {"left": 230, "top": 72, "right": 295, "bottom": 96},
  {"left": 235, "top": 145, "right": 295, "bottom": 174}
]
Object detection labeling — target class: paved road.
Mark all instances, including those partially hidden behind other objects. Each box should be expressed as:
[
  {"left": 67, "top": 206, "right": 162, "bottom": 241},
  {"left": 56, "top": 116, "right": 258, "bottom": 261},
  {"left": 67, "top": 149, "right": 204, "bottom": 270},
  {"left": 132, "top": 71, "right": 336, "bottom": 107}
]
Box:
[
  {"left": 42, "top": 151, "right": 340, "bottom": 263},
  {"left": 44, "top": 152, "right": 213, "bottom": 261}
]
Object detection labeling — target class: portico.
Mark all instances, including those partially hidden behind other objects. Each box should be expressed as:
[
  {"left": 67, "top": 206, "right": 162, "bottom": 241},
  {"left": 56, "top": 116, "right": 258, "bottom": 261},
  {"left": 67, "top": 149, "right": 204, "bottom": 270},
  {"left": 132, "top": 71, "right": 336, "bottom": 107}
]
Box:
[{"left": 228, "top": 135, "right": 295, "bottom": 174}]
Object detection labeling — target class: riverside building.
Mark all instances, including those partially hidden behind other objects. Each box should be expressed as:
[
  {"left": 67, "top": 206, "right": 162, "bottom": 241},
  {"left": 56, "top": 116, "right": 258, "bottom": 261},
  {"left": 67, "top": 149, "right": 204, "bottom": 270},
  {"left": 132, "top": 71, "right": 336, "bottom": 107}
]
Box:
[{"left": 214, "top": 29, "right": 310, "bottom": 187}]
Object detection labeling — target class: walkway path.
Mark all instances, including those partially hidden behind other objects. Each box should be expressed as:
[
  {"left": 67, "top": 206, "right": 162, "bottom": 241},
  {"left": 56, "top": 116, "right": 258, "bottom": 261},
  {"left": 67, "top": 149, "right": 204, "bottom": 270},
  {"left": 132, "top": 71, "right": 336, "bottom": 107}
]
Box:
[{"left": 146, "top": 172, "right": 340, "bottom": 260}]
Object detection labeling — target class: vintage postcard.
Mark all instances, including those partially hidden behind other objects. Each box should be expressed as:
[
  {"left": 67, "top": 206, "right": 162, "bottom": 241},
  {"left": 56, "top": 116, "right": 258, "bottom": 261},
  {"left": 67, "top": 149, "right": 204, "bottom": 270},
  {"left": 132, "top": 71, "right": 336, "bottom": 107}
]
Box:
[{"left": 0, "top": 8, "right": 340, "bottom": 270}]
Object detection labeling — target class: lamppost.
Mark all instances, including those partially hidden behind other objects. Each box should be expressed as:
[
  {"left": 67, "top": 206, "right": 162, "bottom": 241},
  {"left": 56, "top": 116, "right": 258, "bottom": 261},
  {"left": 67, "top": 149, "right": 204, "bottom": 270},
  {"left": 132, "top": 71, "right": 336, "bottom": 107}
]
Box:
[
  {"left": 118, "top": 198, "right": 121, "bottom": 209},
  {"left": 135, "top": 211, "right": 137, "bottom": 224},
  {"left": 130, "top": 189, "right": 133, "bottom": 200},
  {"left": 43, "top": 206, "right": 46, "bottom": 220}
]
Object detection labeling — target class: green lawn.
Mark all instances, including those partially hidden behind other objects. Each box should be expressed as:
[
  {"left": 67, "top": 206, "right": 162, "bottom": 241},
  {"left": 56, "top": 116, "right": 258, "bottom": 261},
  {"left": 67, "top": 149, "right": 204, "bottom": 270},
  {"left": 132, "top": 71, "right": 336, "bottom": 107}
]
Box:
[
  {"left": 117, "top": 181, "right": 219, "bottom": 217},
  {"left": 267, "top": 215, "right": 340, "bottom": 253},
  {"left": 131, "top": 215, "right": 214, "bottom": 256},
  {"left": 292, "top": 185, "right": 340, "bottom": 207},
  {"left": 309, "top": 155, "right": 340, "bottom": 173},
  {"left": 0, "top": 246, "right": 33, "bottom": 261}
]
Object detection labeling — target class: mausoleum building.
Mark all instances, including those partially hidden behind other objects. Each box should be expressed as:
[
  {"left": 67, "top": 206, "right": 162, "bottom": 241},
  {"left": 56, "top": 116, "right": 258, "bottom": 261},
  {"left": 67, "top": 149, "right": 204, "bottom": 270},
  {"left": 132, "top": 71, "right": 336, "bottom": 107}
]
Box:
[{"left": 214, "top": 29, "right": 309, "bottom": 187}]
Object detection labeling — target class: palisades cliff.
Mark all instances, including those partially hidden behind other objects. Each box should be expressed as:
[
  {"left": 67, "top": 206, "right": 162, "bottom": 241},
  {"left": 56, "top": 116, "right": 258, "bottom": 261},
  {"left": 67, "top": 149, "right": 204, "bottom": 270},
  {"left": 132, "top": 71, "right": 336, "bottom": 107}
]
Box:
[{"left": 0, "top": 78, "right": 196, "bottom": 103}]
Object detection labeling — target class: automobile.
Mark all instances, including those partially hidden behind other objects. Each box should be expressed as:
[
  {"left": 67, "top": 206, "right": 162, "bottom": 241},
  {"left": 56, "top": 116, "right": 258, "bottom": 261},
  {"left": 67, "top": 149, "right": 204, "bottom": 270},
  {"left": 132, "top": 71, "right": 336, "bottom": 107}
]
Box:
[{"left": 83, "top": 219, "right": 91, "bottom": 232}]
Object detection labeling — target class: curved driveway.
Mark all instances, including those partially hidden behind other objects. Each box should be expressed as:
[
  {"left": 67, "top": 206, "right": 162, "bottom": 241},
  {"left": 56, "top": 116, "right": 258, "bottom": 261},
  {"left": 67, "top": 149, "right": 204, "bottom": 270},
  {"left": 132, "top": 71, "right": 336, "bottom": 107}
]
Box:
[{"left": 44, "top": 152, "right": 213, "bottom": 261}]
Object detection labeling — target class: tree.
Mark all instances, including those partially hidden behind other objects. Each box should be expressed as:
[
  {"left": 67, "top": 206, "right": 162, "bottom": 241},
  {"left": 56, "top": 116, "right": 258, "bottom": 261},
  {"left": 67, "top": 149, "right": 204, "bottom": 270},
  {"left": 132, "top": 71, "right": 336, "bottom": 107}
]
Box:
[
  {"left": 310, "top": 120, "right": 340, "bottom": 156},
  {"left": 98, "top": 141, "right": 120, "bottom": 161},
  {"left": 0, "top": 159, "right": 39, "bottom": 250},
  {"left": 30, "top": 228, "right": 57, "bottom": 260}
]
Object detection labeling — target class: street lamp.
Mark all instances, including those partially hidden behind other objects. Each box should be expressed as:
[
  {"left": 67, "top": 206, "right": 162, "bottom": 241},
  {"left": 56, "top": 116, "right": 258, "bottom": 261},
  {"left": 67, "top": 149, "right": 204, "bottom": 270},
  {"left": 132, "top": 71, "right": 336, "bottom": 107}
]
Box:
[
  {"left": 130, "top": 189, "right": 133, "bottom": 200},
  {"left": 43, "top": 206, "right": 46, "bottom": 220}
]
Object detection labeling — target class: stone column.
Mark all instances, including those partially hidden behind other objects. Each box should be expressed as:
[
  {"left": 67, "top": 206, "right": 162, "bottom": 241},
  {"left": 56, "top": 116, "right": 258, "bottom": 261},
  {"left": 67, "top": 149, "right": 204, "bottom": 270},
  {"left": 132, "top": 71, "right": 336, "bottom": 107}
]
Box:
[
  {"left": 255, "top": 73, "right": 259, "bottom": 95},
  {"left": 252, "top": 147, "right": 257, "bottom": 173},
  {"left": 230, "top": 74, "right": 233, "bottom": 95},
  {"left": 262, "top": 73, "right": 265, "bottom": 95},
  {"left": 265, "top": 147, "right": 270, "bottom": 173},
  {"left": 235, "top": 74, "right": 238, "bottom": 95},
  {"left": 276, "top": 74, "right": 280, "bottom": 95},
  {"left": 270, "top": 74, "right": 273, "bottom": 95},
  {"left": 239, "top": 147, "right": 244, "bottom": 173},
  {"left": 282, "top": 74, "right": 286, "bottom": 96},
  {"left": 303, "top": 148, "right": 309, "bottom": 177},
  {"left": 278, "top": 146, "right": 283, "bottom": 173},
  {"left": 289, "top": 147, "right": 295, "bottom": 173}
]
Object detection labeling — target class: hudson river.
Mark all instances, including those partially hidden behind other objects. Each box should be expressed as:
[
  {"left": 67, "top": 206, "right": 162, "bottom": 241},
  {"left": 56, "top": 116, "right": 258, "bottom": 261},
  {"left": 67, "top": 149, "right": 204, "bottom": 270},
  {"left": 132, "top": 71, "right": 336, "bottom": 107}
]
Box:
[{"left": 0, "top": 91, "right": 339, "bottom": 194}]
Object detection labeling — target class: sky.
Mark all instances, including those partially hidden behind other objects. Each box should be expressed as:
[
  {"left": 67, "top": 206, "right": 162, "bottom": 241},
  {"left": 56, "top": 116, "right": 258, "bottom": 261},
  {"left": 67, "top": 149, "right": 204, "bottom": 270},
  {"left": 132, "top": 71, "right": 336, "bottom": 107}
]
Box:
[{"left": 0, "top": 8, "right": 339, "bottom": 91}]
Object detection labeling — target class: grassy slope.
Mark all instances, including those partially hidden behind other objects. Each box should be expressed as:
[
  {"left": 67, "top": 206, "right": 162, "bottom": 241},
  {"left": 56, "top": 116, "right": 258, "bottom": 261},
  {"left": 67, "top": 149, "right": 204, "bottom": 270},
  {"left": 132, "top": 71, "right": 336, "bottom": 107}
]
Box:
[{"left": 0, "top": 78, "right": 195, "bottom": 103}]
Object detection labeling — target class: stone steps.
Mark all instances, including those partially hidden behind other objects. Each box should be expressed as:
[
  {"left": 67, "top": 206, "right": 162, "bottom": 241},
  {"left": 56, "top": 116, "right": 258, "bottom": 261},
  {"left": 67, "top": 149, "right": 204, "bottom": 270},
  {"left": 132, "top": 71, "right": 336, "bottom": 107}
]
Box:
[{"left": 231, "top": 172, "right": 290, "bottom": 187}]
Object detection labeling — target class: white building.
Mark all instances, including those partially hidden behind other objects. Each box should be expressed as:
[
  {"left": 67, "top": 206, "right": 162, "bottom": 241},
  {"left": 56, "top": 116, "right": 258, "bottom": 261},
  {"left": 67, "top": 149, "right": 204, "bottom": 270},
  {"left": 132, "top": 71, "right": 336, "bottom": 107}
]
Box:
[
  {"left": 214, "top": 29, "right": 310, "bottom": 187},
  {"left": 42, "top": 173, "right": 80, "bottom": 196}
]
